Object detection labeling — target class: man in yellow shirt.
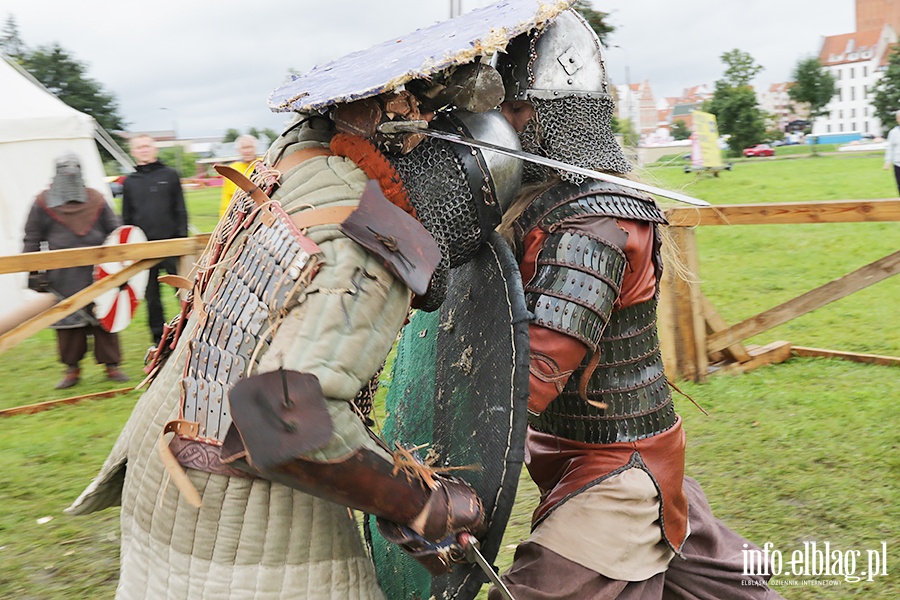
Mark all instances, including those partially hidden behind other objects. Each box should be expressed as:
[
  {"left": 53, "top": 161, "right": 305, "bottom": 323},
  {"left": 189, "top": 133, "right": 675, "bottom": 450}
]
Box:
[{"left": 218, "top": 134, "right": 260, "bottom": 216}]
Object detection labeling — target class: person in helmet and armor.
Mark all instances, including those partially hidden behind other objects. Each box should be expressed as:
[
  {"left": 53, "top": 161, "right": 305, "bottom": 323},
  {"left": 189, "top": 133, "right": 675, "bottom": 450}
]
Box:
[
  {"left": 490, "top": 10, "right": 785, "bottom": 599},
  {"left": 66, "top": 74, "right": 523, "bottom": 598}
]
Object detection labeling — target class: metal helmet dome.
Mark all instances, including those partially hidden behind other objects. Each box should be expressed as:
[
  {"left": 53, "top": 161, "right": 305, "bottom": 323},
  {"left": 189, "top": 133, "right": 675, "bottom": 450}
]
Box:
[{"left": 496, "top": 9, "right": 610, "bottom": 103}]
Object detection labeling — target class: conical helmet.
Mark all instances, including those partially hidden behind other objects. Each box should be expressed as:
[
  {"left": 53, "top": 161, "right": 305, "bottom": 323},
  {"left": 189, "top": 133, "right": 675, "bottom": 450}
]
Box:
[{"left": 495, "top": 9, "right": 631, "bottom": 180}]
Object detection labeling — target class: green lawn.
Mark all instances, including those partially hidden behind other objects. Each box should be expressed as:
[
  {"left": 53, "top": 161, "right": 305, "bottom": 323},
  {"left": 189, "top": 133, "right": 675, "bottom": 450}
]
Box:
[{"left": 0, "top": 155, "right": 897, "bottom": 599}]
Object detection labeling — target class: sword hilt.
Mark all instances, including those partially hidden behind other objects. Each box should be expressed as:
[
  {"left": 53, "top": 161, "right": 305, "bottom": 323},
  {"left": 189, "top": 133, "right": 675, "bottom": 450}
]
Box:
[
  {"left": 457, "top": 531, "right": 479, "bottom": 562},
  {"left": 376, "top": 120, "right": 429, "bottom": 134},
  {"left": 457, "top": 532, "right": 517, "bottom": 600}
]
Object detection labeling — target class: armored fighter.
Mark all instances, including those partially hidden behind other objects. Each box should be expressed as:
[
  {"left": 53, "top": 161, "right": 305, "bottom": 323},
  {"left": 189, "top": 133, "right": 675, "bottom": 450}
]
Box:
[
  {"left": 488, "top": 9, "right": 786, "bottom": 599},
  {"left": 62, "top": 2, "right": 579, "bottom": 598}
]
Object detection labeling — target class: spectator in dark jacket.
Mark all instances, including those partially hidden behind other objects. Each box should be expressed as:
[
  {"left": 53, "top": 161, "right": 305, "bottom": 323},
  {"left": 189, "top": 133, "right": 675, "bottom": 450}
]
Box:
[
  {"left": 122, "top": 134, "right": 188, "bottom": 345},
  {"left": 23, "top": 153, "right": 129, "bottom": 389}
]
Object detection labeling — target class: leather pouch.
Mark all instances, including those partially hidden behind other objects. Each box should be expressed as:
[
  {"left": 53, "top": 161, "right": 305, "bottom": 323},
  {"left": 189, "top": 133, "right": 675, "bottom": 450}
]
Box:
[
  {"left": 225, "top": 369, "right": 334, "bottom": 470},
  {"left": 341, "top": 180, "right": 441, "bottom": 297}
]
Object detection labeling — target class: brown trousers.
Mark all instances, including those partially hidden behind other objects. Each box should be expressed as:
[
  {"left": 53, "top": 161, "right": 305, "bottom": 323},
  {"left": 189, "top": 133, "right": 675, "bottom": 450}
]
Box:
[
  {"left": 56, "top": 326, "right": 122, "bottom": 367},
  {"left": 490, "top": 477, "right": 785, "bottom": 600}
]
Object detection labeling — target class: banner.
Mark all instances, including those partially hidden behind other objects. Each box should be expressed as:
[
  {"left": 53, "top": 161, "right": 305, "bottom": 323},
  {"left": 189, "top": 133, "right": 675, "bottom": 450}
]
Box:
[{"left": 691, "top": 111, "right": 723, "bottom": 169}]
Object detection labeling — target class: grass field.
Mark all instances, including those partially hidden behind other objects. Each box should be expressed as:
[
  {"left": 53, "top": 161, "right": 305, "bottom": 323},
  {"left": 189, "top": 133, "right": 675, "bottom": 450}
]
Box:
[{"left": 0, "top": 154, "right": 897, "bottom": 599}]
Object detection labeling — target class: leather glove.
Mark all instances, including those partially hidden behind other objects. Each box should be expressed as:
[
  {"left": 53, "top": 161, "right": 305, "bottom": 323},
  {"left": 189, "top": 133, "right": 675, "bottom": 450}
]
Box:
[{"left": 27, "top": 271, "right": 50, "bottom": 293}]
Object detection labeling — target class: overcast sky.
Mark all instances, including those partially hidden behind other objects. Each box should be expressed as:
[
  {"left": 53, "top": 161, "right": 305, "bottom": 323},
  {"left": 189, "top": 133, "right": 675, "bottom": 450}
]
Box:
[{"left": 7, "top": 0, "right": 856, "bottom": 139}]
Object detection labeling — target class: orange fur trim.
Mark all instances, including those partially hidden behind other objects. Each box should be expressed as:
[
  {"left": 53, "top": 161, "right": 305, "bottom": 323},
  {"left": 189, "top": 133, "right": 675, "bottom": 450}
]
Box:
[{"left": 329, "top": 133, "right": 416, "bottom": 217}]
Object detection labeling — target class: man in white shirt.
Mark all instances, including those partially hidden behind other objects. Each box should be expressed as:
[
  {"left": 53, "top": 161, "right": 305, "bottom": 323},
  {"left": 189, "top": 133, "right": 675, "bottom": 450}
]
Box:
[{"left": 882, "top": 109, "right": 900, "bottom": 196}]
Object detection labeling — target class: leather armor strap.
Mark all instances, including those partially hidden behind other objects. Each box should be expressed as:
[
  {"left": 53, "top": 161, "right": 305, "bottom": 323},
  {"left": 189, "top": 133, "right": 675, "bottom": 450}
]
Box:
[
  {"left": 158, "top": 274, "right": 192, "bottom": 290},
  {"left": 158, "top": 419, "right": 203, "bottom": 508},
  {"left": 273, "top": 146, "right": 333, "bottom": 174},
  {"left": 217, "top": 147, "right": 334, "bottom": 209},
  {"left": 215, "top": 164, "right": 270, "bottom": 206},
  {"left": 290, "top": 205, "right": 356, "bottom": 229}
]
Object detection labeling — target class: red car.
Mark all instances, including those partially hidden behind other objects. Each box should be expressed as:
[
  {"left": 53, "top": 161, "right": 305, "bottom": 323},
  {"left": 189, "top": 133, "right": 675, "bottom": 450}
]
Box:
[{"left": 742, "top": 144, "right": 774, "bottom": 157}]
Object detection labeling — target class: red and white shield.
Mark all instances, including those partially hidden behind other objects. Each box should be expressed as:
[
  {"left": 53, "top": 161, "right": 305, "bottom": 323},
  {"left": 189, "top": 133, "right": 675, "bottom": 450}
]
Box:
[{"left": 92, "top": 225, "right": 150, "bottom": 333}]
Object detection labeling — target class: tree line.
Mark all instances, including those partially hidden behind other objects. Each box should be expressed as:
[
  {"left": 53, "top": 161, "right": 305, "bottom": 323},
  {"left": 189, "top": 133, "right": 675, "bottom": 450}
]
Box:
[{"left": 672, "top": 46, "right": 900, "bottom": 157}]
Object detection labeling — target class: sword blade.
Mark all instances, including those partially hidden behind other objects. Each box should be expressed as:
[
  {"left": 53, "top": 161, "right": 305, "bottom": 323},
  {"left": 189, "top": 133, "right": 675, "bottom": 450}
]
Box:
[
  {"left": 458, "top": 533, "right": 516, "bottom": 600},
  {"left": 380, "top": 122, "right": 711, "bottom": 207}
]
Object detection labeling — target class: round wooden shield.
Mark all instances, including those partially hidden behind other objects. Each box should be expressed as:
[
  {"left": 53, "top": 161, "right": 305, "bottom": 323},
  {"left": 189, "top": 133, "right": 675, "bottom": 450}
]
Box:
[
  {"left": 364, "top": 232, "right": 530, "bottom": 600},
  {"left": 92, "top": 225, "right": 150, "bottom": 333}
]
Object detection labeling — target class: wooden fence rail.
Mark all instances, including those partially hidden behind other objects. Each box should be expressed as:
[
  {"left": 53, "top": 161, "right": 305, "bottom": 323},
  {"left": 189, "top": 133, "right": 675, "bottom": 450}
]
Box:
[
  {"left": 1, "top": 199, "right": 897, "bottom": 383},
  {"left": 0, "top": 237, "right": 209, "bottom": 275},
  {"left": 0, "top": 236, "right": 209, "bottom": 356},
  {"left": 659, "top": 198, "right": 900, "bottom": 381}
]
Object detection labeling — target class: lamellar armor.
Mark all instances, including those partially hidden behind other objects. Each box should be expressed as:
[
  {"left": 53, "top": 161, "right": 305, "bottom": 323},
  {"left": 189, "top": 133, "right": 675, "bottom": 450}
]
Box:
[{"left": 513, "top": 179, "right": 676, "bottom": 444}]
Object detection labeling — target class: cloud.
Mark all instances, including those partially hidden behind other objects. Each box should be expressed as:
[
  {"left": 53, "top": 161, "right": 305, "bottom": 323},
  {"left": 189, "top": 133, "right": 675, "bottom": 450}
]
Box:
[{"left": 7, "top": 0, "right": 855, "bottom": 137}]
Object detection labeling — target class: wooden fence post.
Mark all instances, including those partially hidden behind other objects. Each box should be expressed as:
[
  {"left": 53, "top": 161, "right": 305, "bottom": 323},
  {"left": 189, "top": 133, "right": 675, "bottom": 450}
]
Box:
[
  {"left": 657, "top": 261, "right": 678, "bottom": 381},
  {"left": 658, "top": 226, "right": 707, "bottom": 382}
]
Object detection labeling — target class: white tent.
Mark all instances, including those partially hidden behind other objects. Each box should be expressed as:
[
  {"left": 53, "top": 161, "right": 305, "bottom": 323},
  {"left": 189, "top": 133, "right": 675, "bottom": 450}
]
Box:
[{"left": 0, "top": 57, "right": 125, "bottom": 321}]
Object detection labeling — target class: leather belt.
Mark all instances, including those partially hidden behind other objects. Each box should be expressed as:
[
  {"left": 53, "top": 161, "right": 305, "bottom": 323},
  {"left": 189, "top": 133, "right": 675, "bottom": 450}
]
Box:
[
  {"left": 159, "top": 418, "right": 260, "bottom": 509},
  {"left": 169, "top": 436, "right": 260, "bottom": 480},
  {"left": 159, "top": 419, "right": 204, "bottom": 507}
]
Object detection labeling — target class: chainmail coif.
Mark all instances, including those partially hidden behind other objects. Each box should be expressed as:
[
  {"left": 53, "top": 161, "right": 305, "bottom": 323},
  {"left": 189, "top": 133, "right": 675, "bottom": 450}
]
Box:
[
  {"left": 46, "top": 153, "right": 88, "bottom": 207},
  {"left": 388, "top": 137, "right": 485, "bottom": 311},
  {"left": 522, "top": 95, "right": 631, "bottom": 184}
]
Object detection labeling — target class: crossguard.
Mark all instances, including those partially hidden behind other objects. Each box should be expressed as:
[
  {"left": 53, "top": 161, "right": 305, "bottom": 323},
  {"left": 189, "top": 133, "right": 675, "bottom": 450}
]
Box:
[{"left": 457, "top": 532, "right": 479, "bottom": 563}]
